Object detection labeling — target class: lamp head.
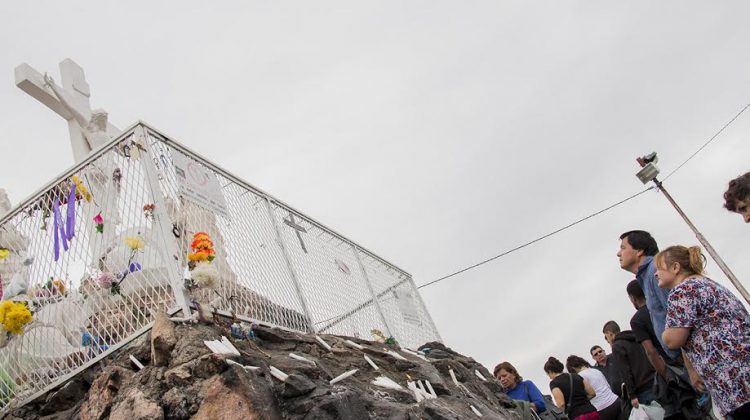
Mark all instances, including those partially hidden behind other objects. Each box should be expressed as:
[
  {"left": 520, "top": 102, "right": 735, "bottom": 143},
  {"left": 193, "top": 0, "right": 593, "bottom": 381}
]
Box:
[{"left": 635, "top": 152, "right": 660, "bottom": 184}]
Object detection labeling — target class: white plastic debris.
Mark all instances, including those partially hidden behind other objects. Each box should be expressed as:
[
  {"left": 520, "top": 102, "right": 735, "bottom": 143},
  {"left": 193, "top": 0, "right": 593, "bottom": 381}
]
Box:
[
  {"left": 449, "top": 368, "right": 460, "bottom": 386},
  {"left": 204, "top": 337, "right": 240, "bottom": 356},
  {"left": 203, "top": 340, "right": 225, "bottom": 355},
  {"left": 226, "top": 359, "right": 260, "bottom": 371},
  {"left": 407, "top": 381, "right": 424, "bottom": 402},
  {"left": 129, "top": 355, "right": 144, "bottom": 370},
  {"left": 416, "top": 380, "right": 436, "bottom": 399},
  {"left": 315, "top": 335, "right": 333, "bottom": 351},
  {"left": 470, "top": 405, "right": 483, "bottom": 417},
  {"left": 221, "top": 336, "right": 241, "bottom": 356},
  {"left": 289, "top": 353, "right": 315, "bottom": 364},
  {"left": 425, "top": 380, "right": 437, "bottom": 398},
  {"left": 385, "top": 350, "right": 408, "bottom": 361},
  {"left": 170, "top": 312, "right": 199, "bottom": 323},
  {"left": 344, "top": 339, "right": 364, "bottom": 350},
  {"left": 401, "top": 348, "right": 428, "bottom": 361},
  {"left": 329, "top": 369, "right": 358, "bottom": 385},
  {"left": 474, "top": 369, "right": 487, "bottom": 381},
  {"left": 371, "top": 376, "right": 403, "bottom": 390},
  {"left": 269, "top": 365, "right": 289, "bottom": 381},
  {"left": 364, "top": 354, "right": 379, "bottom": 370}
]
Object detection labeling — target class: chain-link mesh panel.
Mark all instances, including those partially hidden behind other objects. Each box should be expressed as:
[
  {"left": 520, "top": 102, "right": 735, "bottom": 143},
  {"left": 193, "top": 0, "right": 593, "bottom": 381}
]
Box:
[
  {"left": 0, "top": 123, "right": 440, "bottom": 411},
  {"left": 145, "top": 133, "right": 312, "bottom": 332},
  {"left": 144, "top": 125, "right": 439, "bottom": 348},
  {"left": 0, "top": 131, "right": 179, "bottom": 410}
]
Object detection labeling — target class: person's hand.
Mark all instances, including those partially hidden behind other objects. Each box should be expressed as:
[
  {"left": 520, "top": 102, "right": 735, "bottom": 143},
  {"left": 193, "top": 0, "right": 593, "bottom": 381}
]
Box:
[
  {"left": 630, "top": 398, "right": 640, "bottom": 408},
  {"left": 691, "top": 376, "right": 706, "bottom": 393}
]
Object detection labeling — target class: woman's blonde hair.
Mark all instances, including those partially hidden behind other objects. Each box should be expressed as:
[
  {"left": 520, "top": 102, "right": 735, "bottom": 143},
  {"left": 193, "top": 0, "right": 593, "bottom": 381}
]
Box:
[{"left": 655, "top": 245, "right": 705, "bottom": 276}]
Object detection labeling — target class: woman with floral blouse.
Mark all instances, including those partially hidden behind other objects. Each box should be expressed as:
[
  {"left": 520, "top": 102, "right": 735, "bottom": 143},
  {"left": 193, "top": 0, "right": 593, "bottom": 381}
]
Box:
[{"left": 657, "top": 245, "right": 750, "bottom": 419}]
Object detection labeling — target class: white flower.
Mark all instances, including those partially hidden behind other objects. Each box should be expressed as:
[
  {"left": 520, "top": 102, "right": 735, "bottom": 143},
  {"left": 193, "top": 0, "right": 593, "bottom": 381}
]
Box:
[{"left": 191, "top": 262, "right": 219, "bottom": 289}]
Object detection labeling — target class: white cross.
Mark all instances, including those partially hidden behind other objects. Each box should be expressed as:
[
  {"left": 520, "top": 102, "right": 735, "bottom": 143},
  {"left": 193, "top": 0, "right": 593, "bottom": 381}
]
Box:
[{"left": 15, "top": 58, "right": 120, "bottom": 163}]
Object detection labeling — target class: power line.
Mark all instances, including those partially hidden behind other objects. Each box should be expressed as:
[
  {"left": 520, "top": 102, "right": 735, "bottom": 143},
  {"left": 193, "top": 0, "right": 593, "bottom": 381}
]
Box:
[
  {"left": 416, "top": 187, "right": 654, "bottom": 289},
  {"left": 418, "top": 100, "right": 750, "bottom": 290},
  {"left": 662, "top": 101, "right": 750, "bottom": 181}
]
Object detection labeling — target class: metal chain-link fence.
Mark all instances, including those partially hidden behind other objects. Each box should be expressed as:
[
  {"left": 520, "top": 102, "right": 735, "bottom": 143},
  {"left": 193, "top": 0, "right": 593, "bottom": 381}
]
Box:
[{"left": 0, "top": 122, "right": 440, "bottom": 411}]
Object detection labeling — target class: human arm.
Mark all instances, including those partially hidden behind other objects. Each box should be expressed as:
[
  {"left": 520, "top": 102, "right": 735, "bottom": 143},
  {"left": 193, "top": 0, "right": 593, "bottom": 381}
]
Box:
[
  {"left": 662, "top": 327, "right": 690, "bottom": 349},
  {"left": 43, "top": 73, "right": 90, "bottom": 128},
  {"left": 641, "top": 339, "right": 667, "bottom": 376},
  {"left": 582, "top": 378, "right": 596, "bottom": 399},
  {"left": 682, "top": 351, "right": 706, "bottom": 393},
  {"left": 523, "top": 381, "right": 546, "bottom": 412},
  {"left": 551, "top": 387, "right": 565, "bottom": 409}
]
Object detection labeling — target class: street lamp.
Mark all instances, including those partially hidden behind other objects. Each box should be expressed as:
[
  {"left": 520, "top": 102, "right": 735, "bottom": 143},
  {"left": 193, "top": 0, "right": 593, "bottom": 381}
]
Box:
[{"left": 636, "top": 152, "right": 750, "bottom": 304}]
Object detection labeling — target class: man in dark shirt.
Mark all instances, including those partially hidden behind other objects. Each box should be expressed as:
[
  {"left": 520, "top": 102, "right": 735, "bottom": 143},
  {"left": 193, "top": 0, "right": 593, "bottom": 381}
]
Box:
[
  {"left": 627, "top": 280, "right": 674, "bottom": 376},
  {"left": 590, "top": 345, "right": 623, "bottom": 397},
  {"left": 603, "top": 320, "right": 656, "bottom": 409}
]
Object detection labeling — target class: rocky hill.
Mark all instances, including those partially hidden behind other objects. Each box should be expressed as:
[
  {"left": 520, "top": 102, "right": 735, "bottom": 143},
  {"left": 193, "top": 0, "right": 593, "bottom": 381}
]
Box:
[{"left": 2, "top": 313, "right": 522, "bottom": 419}]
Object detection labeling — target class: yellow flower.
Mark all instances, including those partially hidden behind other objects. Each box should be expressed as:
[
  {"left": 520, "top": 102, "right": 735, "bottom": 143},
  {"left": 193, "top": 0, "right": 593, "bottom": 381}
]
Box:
[
  {"left": 0, "top": 301, "right": 32, "bottom": 335},
  {"left": 124, "top": 236, "right": 145, "bottom": 250},
  {"left": 0, "top": 249, "right": 9, "bottom": 260},
  {"left": 71, "top": 175, "right": 92, "bottom": 203}
]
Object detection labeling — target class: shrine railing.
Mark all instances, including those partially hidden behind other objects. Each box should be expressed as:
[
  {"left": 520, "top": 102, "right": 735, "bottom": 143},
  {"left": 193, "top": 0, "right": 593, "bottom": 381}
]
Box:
[{"left": 0, "top": 122, "right": 440, "bottom": 410}]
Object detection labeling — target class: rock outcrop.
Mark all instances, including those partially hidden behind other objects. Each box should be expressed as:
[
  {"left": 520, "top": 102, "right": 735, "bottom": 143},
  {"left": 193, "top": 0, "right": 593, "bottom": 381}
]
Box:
[{"left": 3, "top": 316, "right": 521, "bottom": 419}]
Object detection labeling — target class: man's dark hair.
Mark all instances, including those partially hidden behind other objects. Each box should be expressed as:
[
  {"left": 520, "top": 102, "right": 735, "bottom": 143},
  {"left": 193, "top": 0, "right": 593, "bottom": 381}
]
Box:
[
  {"left": 589, "top": 345, "right": 603, "bottom": 355},
  {"left": 602, "top": 320, "right": 621, "bottom": 335},
  {"left": 724, "top": 172, "right": 750, "bottom": 212},
  {"left": 619, "top": 230, "right": 659, "bottom": 256},
  {"left": 626, "top": 279, "right": 645, "bottom": 300}
]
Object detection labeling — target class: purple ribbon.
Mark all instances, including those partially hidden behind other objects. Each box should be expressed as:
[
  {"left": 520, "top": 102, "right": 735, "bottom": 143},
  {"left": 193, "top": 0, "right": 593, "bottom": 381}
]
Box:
[
  {"left": 52, "top": 184, "right": 77, "bottom": 261},
  {"left": 66, "top": 183, "right": 76, "bottom": 241}
]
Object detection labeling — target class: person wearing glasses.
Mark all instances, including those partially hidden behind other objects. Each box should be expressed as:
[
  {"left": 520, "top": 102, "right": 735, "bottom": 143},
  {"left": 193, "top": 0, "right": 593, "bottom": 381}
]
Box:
[{"left": 590, "top": 345, "right": 623, "bottom": 398}]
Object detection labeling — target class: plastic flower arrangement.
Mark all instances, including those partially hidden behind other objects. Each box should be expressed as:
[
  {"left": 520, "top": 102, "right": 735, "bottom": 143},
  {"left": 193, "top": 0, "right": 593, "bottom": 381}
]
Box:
[
  {"left": 96, "top": 271, "right": 117, "bottom": 289},
  {"left": 93, "top": 213, "right": 104, "bottom": 233},
  {"left": 188, "top": 232, "right": 215, "bottom": 264},
  {"left": 71, "top": 175, "right": 92, "bottom": 203},
  {"left": 143, "top": 203, "right": 155, "bottom": 220},
  {"left": 124, "top": 236, "right": 145, "bottom": 251},
  {"left": 32, "top": 278, "right": 67, "bottom": 298},
  {"left": 0, "top": 300, "right": 32, "bottom": 335},
  {"left": 185, "top": 232, "right": 220, "bottom": 291},
  {"left": 191, "top": 262, "right": 219, "bottom": 289},
  {"left": 0, "top": 249, "right": 9, "bottom": 260}
]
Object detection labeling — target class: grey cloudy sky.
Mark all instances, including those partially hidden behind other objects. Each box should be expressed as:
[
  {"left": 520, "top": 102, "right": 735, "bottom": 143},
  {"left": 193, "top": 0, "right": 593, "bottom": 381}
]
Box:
[{"left": 2, "top": 0, "right": 749, "bottom": 392}]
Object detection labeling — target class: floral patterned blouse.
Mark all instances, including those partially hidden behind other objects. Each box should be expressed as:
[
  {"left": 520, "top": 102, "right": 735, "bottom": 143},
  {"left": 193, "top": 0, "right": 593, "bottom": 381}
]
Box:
[{"left": 665, "top": 277, "right": 750, "bottom": 416}]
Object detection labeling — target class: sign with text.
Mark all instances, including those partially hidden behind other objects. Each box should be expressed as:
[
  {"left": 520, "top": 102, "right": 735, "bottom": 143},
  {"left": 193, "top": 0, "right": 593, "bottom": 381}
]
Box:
[
  {"left": 172, "top": 153, "right": 229, "bottom": 219},
  {"left": 393, "top": 288, "right": 422, "bottom": 326}
]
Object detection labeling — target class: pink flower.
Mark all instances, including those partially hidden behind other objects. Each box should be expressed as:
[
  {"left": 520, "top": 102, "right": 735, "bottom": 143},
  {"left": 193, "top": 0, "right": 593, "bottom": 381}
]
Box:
[
  {"left": 93, "top": 214, "right": 104, "bottom": 224},
  {"left": 96, "top": 272, "right": 116, "bottom": 288}
]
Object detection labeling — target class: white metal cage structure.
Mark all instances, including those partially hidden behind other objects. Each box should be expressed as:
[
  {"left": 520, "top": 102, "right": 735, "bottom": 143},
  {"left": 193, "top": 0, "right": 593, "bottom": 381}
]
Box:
[{"left": 0, "top": 122, "right": 440, "bottom": 410}]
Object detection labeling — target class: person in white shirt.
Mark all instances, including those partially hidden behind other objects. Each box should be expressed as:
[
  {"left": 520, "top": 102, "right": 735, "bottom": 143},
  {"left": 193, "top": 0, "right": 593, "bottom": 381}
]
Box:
[{"left": 567, "top": 355, "right": 621, "bottom": 420}]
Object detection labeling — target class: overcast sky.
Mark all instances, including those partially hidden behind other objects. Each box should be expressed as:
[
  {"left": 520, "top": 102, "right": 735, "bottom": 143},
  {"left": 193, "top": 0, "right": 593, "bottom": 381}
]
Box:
[{"left": 2, "top": 1, "right": 749, "bottom": 393}]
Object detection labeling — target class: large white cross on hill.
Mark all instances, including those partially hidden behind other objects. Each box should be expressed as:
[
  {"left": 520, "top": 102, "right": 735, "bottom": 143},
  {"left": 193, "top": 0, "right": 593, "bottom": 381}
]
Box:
[{"left": 15, "top": 59, "right": 121, "bottom": 163}]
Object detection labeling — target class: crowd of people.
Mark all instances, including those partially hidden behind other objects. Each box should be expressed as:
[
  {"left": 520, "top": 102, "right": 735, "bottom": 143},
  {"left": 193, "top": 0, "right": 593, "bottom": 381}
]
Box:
[{"left": 493, "top": 172, "right": 750, "bottom": 420}]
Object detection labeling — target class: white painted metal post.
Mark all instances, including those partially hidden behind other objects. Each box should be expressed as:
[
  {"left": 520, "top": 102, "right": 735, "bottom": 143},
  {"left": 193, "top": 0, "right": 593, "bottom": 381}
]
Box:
[
  {"left": 352, "top": 246, "right": 393, "bottom": 338},
  {"left": 135, "top": 125, "right": 192, "bottom": 316},
  {"left": 264, "top": 198, "right": 315, "bottom": 333},
  {"left": 407, "top": 276, "right": 443, "bottom": 342}
]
